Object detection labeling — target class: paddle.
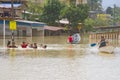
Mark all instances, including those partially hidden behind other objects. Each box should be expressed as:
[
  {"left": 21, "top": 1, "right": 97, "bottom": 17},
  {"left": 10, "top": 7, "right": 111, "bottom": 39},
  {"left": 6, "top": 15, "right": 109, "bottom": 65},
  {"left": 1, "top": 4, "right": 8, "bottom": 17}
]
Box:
[{"left": 90, "top": 43, "right": 97, "bottom": 47}]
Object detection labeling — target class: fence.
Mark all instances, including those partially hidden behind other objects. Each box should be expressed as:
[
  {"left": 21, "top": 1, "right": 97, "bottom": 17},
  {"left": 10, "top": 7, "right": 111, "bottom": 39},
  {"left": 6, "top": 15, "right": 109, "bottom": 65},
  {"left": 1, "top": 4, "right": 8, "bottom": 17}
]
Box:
[{"left": 89, "top": 32, "right": 120, "bottom": 47}]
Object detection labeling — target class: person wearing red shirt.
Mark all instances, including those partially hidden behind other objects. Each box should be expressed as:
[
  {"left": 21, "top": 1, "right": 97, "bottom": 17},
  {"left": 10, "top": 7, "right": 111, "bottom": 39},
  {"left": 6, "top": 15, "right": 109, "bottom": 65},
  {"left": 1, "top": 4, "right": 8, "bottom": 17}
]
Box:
[
  {"left": 68, "top": 35, "right": 73, "bottom": 43},
  {"left": 21, "top": 42, "right": 28, "bottom": 48}
]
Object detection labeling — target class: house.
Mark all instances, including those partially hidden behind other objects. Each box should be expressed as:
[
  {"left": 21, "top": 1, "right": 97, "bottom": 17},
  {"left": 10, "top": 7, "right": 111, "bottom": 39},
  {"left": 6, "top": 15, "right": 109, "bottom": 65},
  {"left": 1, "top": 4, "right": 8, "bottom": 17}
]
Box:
[
  {"left": 0, "top": 20, "right": 46, "bottom": 37},
  {"left": 0, "top": 0, "right": 47, "bottom": 37},
  {"left": 0, "top": 0, "right": 27, "bottom": 19}
]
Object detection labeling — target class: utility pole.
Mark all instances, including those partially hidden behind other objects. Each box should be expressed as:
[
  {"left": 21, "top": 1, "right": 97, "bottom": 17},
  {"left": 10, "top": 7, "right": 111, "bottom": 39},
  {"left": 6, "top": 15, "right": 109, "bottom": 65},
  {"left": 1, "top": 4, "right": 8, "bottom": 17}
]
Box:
[{"left": 11, "top": 0, "right": 14, "bottom": 43}]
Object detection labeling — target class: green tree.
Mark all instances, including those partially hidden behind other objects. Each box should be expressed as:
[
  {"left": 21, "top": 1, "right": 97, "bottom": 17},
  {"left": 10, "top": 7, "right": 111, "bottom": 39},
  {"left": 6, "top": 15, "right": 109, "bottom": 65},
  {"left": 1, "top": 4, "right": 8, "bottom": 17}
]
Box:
[
  {"left": 94, "top": 18, "right": 109, "bottom": 26},
  {"left": 26, "top": 0, "right": 43, "bottom": 20},
  {"left": 87, "top": 0, "right": 102, "bottom": 11},
  {"left": 40, "top": 0, "right": 65, "bottom": 25},
  {"left": 84, "top": 18, "right": 95, "bottom": 32},
  {"left": 61, "top": 4, "right": 89, "bottom": 32},
  {"left": 106, "top": 6, "right": 120, "bottom": 25},
  {"left": 106, "top": 7, "right": 113, "bottom": 16}
]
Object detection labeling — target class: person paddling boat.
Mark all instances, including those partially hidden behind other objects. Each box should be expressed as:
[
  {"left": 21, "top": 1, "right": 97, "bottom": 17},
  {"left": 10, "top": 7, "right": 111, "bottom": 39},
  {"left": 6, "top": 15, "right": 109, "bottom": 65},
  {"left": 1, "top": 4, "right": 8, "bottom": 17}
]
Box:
[{"left": 99, "top": 36, "right": 108, "bottom": 48}]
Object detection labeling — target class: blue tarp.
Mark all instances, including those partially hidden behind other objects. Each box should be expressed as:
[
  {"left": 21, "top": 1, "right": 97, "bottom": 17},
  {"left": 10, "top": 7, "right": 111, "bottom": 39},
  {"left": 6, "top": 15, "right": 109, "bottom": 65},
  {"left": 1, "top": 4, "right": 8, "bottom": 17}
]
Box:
[
  {"left": 0, "top": 20, "right": 46, "bottom": 27},
  {"left": 0, "top": 3, "right": 22, "bottom": 8}
]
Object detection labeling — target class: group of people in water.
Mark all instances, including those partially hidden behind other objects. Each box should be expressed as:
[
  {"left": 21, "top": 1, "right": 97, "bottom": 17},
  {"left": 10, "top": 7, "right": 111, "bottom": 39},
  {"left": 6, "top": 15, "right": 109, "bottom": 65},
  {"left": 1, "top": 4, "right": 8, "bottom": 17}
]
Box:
[
  {"left": 7, "top": 40, "right": 47, "bottom": 49},
  {"left": 7, "top": 34, "right": 107, "bottom": 49},
  {"left": 67, "top": 33, "right": 80, "bottom": 44}
]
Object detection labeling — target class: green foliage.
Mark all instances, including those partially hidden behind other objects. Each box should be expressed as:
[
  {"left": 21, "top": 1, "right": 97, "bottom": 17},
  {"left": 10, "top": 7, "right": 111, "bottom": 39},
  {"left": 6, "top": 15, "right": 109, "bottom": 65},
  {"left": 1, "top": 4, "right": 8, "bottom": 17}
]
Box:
[
  {"left": 27, "top": 0, "right": 43, "bottom": 14},
  {"left": 61, "top": 4, "right": 89, "bottom": 28},
  {"left": 106, "top": 7, "right": 113, "bottom": 16},
  {"left": 106, "top": 6, "right": 120, "bottom": 24},
  {"left": 114, "top": 6, "right": 120, "bottom": 18},
  {"left": 84, "top": 17, "right": 112, "bottom": 32},
  {"left": 94, "top": 18, "right": 110, "bottom": 26},
  {"left": 84, "top": 18, "right": 95, "bottom": 31},
  {"left": 40, "top": 0, "right": 65, "bottom": 25},
  {"left": 87, "top": 0, "right": 102, "bottom": 11},
  {"left": 26, "top": 0, "right": 43, "bottom": 20}
]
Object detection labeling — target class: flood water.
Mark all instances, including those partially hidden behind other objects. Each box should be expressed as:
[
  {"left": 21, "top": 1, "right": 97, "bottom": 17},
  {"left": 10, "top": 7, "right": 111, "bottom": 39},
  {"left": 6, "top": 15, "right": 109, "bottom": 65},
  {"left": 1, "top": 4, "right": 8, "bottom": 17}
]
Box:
[{"left": 0, "top": 36, "right": 120, "bottom": 80}]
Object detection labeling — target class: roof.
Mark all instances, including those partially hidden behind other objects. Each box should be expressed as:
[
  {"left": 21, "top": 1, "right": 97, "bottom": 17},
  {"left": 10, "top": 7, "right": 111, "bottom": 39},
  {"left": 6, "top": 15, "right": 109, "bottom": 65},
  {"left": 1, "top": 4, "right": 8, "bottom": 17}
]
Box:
[
  {"left": 16, "top": 20, "right": 46, "bottom": 27},
  {"left": 0, "top": 20, "right": 46, "bottom": 27},
  {"left": 44, "top": 26, "right": 64, "bottom": 31},
  {"left": 0, "top": 3, "right": 22, "bottom": 8},
  {"left": 58, "top": 19, "right": 69, "bottom": 24},
  {"left": 59, "top": 20, "right": 69, "bottom": 24}
]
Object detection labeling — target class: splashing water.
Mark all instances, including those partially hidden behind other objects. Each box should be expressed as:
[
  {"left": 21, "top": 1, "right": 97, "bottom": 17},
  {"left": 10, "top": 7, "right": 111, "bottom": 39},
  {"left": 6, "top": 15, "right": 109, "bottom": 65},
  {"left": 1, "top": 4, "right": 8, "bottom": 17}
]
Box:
[{"left": 114, "top": 47, "right": 120, "bottom": 54}]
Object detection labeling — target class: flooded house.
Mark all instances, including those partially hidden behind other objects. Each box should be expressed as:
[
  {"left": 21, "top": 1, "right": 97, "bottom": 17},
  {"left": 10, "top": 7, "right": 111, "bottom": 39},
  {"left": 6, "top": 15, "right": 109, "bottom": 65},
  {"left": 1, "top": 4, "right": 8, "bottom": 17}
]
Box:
[{"left": 0, "top": 0, "right": 46, "bottom": 37}]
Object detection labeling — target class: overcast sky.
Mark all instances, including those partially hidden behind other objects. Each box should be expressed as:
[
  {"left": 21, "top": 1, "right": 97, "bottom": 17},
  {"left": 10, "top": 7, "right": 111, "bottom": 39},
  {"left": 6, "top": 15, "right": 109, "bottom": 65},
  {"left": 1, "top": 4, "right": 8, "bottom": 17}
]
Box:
[{"left": 102, "top": 0, "right": 120, "bottom": 10}]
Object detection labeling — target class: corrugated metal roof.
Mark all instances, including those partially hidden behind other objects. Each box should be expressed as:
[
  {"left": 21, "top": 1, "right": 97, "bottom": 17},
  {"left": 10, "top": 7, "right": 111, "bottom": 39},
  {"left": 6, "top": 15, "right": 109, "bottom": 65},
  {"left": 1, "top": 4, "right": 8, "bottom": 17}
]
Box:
[
  {"left": 0, "top": 20, "right": 46, "bottom": 27},
  {"left": 0, "top": 3, "right": 22, "bottom": 8}
]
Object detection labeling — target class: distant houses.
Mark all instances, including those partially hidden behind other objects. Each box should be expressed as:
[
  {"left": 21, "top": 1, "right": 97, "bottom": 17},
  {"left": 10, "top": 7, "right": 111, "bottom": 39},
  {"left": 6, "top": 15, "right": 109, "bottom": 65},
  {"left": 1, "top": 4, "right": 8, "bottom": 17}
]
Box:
[
  {"left": 0, "top": 0, "right": 46, "bottom": 37},
  {"left": 0, "top": 20, "right": 46, "bottom": 37}
]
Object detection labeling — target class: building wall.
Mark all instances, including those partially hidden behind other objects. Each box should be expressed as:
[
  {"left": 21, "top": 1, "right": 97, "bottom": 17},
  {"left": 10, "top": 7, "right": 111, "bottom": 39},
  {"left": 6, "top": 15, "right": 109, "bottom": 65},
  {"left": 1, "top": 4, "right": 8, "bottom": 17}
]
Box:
[{"left": 0, "top": 24, "right": 44, "bottom": 37}]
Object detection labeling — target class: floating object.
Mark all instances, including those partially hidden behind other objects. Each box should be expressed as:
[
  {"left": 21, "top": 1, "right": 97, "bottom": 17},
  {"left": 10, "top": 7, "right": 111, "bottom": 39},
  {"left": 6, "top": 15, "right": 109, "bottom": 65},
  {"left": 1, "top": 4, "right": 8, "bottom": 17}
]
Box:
[
  {"left": 90, "top": 43, "right": 97, "bottom": 47},
  {"left": 72, "top": 33, "right": 81, "bottom": 44}
]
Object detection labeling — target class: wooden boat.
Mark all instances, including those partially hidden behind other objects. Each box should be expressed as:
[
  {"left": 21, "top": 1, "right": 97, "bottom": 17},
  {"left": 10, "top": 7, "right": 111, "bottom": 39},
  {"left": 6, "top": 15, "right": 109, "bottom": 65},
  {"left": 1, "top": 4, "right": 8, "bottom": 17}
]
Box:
[{"left": 99, "top": 46, "right": 115, "bottom": 53}]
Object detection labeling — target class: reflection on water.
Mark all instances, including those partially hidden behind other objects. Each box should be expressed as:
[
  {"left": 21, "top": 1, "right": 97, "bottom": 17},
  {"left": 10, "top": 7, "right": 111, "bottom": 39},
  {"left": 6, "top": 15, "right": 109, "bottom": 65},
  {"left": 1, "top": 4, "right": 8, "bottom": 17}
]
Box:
[{"left": 0, "top": 36, "right": 120, "bottom": 80}]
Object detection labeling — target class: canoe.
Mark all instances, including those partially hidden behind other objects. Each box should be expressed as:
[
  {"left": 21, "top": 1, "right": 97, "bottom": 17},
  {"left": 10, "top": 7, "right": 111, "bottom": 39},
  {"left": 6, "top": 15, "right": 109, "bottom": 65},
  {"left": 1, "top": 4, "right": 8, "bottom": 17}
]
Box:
[
  {"left": 99, "top": 46, "right": 115, "bottom": 53},
  {"left": 99, "top": 52, "right": 115, "bottom": 57}
]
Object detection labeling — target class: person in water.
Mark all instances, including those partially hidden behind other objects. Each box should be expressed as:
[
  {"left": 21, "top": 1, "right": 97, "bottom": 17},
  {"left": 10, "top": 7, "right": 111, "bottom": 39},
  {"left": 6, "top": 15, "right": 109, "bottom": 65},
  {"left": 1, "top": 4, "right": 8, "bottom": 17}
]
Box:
[
  {"left": 68, "top": 35, "right": 73, "bottom": 43},
  {"left": 7, "top": 40, "right": 17, "bottom": 48},
  {"left": 99, "top": 36, "right": 108, "bottom": 48},
  {"left": 42, "top": 45, "right": 47, "bottom": 49},
  {"left": 7, "top": 40, "right": 11, "bottom": 47},
  {"left": 40, "top": 44, "right": 47, "bottom": 49},
  {"left": 33, "top": 43, "right": 37, "bottom": 49},
  {"left": 11, "top": 42, "right": 17, "bottom": 48},
  {"left": 21, "top": 42, "right": 28, "bottom": 48},
  {"left": 29, "top": 44, "right": 33, "bottom": 48}
]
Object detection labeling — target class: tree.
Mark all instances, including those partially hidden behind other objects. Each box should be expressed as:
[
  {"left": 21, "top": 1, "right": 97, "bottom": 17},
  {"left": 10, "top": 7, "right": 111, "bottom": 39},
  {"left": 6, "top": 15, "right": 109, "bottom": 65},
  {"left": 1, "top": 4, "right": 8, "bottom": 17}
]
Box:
[
  {"left": 106, "top": 7, "right": 113, "bottom": 16},
  {"left": 84, "top": 18, "right": 95, "bottom": 32},
  {"left": 40, "top": 0, "right": 65, "bottom": 26},
  {"left": 26, "top": 0, "right": 43, "bottom": 20},
  {"left": 94, "top": 18, "right": 109, "bottom": 26},
  {"left": 61, "top": 4, "right": 89, "bottom": 32},
  {"left": 87, "top": 0, "right": 102, "bottom": 11},
  {"left": 106, "top": 6, "right": 120, "bottom": 25}
]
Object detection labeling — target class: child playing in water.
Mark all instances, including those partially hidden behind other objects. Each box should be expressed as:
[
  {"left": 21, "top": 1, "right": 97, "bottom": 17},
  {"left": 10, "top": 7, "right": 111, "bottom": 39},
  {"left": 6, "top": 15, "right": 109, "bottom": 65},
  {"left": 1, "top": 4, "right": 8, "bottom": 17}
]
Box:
[
  {"left": 29, "top": 43, "right": 38, "bottom": 49},
  {"left": 33, "top": 43, "right": 37, "bottom": 49},
  {"left": 29, "top": 44, "right": 33, "bottom": 48},
  {"left": 42, "top": 45, "right": 47, "bottom": 49},
  {"left": 7, "top": 40, "right": 17, "bottom": 48},
  {"left": 40, "top": 44, "right": 47, "bottom": 49},
  {"left": 68, "top": 35, "right": 73, "bottom": 44},
  {"left": 21, "top": 42, "right": 28, "bottom": 48},
  {"left": 7, "top": 40, "right": 11, "bottom": 48},
  {"left": 11, "top": 42, "right": 17, "bottom": 48}
]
